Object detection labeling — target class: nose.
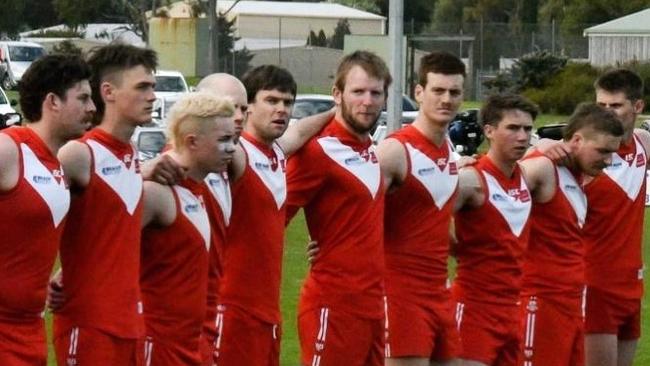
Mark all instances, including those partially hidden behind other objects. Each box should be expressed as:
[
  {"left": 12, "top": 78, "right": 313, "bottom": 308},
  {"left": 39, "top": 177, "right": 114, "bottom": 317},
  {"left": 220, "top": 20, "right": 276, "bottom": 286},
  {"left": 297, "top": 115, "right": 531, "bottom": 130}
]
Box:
[
  {"left": 225, "top": 141, "right": 236, "bottom": 154},
  {"left": 87, "top": 100, "right": 97, "bottom": 113}
]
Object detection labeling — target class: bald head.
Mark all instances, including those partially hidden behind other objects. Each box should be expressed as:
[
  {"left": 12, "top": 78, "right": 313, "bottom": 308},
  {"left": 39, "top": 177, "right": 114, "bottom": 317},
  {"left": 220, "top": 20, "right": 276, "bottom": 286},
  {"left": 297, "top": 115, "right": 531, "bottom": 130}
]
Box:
[{"left": 197, "top": 73, "right": 248, "bottom": 135}]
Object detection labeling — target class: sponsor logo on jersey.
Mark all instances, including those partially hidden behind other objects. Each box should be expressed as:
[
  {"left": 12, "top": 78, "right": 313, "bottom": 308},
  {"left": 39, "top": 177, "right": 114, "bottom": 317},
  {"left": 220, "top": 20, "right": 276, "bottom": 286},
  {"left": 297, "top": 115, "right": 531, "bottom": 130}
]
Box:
[
  {"left": 32, "top": 175, "right": 52, "bottom": 184},
  {"left": 101, "top": 165, "right": 122, "bottom": 175},
  {"left": 184, "top": 203, "right": 200, "bottom": 213},
  {"left": 563, "top": 184, "right": 578, "bottom": 191},
  {"left": 344, "top": 155, "right": 365, "bottom": 166},
  {"left": 636, "top": 153, "right": 645, "bottom": 167},
  {"left": 255, "top": 162, "right": 272, "bottom": 170},
  {"left": 208, "top": 178, "right": 222, "bottom": 187},
  {"left": 610, "top": 161, "right": 623, "bottom": 169},
  {"left": 449, "top": 161, "right": 458, "bottom": 175},
  {"left": 417, "top": 166, "right": 436, "bottom": 176},
  {"left": 491, "top": 193, "right": 507, "bottom": 201}
]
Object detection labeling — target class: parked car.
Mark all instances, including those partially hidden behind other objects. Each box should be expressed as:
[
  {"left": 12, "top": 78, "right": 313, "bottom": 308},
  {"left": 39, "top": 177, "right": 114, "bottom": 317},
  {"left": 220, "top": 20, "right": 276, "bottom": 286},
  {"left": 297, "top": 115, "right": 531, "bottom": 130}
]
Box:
[
  {"left": 0, "top": 86, "right": 21, "bottom": 127},
  {"left": 0, "top": 41, "right": 46, "bottom": 90},
  {"left": 131, "top": 126, "right": 167, "bottom": 162},
  {"left": 377, "top": 94, "right": 419, "bottom": 126},
  {"left": 289, "top": 94, "right": 335, "bottom": 124},
  {"left": 153, "top": 70, "right": 190, "bottom": 124}
]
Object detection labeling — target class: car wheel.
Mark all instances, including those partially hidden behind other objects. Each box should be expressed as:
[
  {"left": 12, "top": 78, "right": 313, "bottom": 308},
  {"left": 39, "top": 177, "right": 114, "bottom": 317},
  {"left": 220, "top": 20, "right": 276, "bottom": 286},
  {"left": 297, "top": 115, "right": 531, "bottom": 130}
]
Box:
[{"left": 1, "top": 75, "right": 13, "bottom": 90}]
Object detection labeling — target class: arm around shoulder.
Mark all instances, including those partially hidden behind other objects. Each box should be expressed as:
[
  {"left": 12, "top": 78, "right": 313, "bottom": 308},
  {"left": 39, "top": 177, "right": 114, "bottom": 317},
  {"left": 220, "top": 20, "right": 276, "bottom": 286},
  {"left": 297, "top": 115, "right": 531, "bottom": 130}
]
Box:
[
  {"left": 454, "top": 167, "right": 484, "bottom": 212},
  {"left": 277, "top": 109, "right": 333, "bottom": 156},
  {"left": 0, "top": 133, "right": 19, "bottom": 192},
  {"left": 58, "top": 140, "right": 92, "bottom": 190},
  {"left": 634, "top": 128, "right": 650, "bottom": 159},
  {"left": 376, "top": 137, "right": 407, "bottom": 191},
  {"left": 142, "top": 181, "right": 176, "bottom": 228}
]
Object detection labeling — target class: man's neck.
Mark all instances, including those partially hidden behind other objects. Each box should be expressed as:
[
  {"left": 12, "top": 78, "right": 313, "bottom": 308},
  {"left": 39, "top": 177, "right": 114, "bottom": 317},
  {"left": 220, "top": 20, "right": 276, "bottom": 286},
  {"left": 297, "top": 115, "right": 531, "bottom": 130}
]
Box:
[
  {"left": 486, "top": 149, "right": 517, "bottom": 178},
  {"left": 26, "top": 121, "right": 63, "bottom": 156},
  {"left": 169, "top": 151, "right": 206, "bottom": 182},
  {"left": 333, "top": 110, "right": 369, "bottom": 142},
  {"left": 98, "top": 112, "right": 137, "bottom": 144},
  {"left": 412, "top": 118, "right": 449, "bottom": 147}
]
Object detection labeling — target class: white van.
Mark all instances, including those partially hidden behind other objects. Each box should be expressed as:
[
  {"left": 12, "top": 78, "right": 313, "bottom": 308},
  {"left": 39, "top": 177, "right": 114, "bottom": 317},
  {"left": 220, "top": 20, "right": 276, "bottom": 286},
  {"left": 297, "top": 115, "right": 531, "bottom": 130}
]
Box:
[
  {"left": 0, "top": 41, "right": 46, "bottom": 89},
  {"left": 153, "top": 70, "right": 189, "bottom": 124}
]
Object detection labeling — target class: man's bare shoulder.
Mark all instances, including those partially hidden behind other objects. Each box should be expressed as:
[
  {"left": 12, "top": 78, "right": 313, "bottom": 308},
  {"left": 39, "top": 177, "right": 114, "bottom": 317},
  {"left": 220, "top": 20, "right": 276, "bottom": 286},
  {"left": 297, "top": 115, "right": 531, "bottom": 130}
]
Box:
[
  {"left": 376, "top": 137, "right": 407, "bottom": 189},
  {"left": 0, "top": 133, "right": 19, "bottom": 191},
  {"left": 634, "top": 128, "right": 650, "bottom": 155},
  {"left": 58, "top": 140, "right": 92, "bottom": 188},
  {"left": 455, "top": 166, "right": 484, "bottom": 210}
]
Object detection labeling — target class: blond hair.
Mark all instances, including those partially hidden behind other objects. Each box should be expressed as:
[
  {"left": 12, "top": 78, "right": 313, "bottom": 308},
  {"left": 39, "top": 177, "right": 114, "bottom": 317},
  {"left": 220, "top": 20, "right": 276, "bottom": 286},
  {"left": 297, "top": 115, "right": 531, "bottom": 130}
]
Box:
[{"left": 167, "top": 92, "right": 235, "bottom": 150}]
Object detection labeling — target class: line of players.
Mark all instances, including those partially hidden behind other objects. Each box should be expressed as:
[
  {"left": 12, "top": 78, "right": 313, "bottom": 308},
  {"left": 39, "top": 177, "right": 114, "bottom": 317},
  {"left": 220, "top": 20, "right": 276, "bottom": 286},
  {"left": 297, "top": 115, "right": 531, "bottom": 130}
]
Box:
[{"left": 0, "top": 42, "right": 645, "bottom": 366}]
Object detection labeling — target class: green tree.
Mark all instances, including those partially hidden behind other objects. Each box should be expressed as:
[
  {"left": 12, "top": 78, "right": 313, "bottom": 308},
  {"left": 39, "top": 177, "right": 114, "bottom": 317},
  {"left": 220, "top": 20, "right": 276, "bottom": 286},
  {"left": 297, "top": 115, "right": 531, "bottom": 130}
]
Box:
[
  {"left": 328, "top": 19, "right": 351, "bottom": 49},
  {"left": 51, "top": 40, "right": 84, "bottom": 56},
  {"left": 0, "top": 0, "right": 26, "bottom": 38},
  {"left": 54, "top": 0, "right": 106, "bottom": 31},
  {"left": 307, "top": 30, "right": 328, "bottom": 47},
  {"left": 217, "top": 14, "right": 253, "bottom": 78},
  {"left": 335, "top": 0, "right": 381, "bottom": 13},
  {"left": 561, "top": 0, "right": 650, "bottom": 35}
]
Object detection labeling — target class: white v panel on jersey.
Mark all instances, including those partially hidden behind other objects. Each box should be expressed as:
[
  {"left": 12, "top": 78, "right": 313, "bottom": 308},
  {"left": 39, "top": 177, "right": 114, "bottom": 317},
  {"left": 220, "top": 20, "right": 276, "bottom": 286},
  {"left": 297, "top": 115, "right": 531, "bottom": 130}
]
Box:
[
  {"left": 22, "top": 144, "right": 70, "bottom": 227},
  {"left": 406, "top": 143, "right": 458, "bottom": 209},
  {"left": 604, "top": 140, "right": 646, "bottom": 201},
  {"left": 557, "top": 166, "right": 587, "bottom": 228},
  {"left": 240, "top": 138, "right": 287, "bottom": 209},
  {"left": 484, "top": 172, "right": 531, "bottom": 237},
  {"left": 205, "top": 172, "right": 232, "bottom": 226},
  {"left": 174, "top": 185, "right": 211, "bottom": 250},
  {"left": 318, "top": 136, "right": 381, "bottom": 199},
  {"left": 87, "top": 140, "right": 143, "bottom": 215}
]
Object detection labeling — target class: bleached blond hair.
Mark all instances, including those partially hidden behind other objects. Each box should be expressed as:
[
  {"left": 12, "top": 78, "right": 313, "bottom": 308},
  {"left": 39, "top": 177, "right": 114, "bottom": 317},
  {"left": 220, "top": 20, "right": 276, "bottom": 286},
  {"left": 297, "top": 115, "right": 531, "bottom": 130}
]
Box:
[{"left": 167, "top": 92, "right": 235, "bottom": 151}]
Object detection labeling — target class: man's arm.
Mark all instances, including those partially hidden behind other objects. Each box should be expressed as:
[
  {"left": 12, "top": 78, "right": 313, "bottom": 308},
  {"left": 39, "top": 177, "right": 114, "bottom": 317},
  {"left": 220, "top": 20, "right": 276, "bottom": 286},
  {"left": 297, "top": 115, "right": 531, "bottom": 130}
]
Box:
[
  {"left": 141, "top": 154, "right": 187, "bottom": 185},
  {"left": 277, "top": 109, "right": 334, "bottom": 156},
  {"left": 453, "top": 167, "right": 484, "bottom": 212},
  {"left": 375, "top": 137, "right": 407, "bottom": 192},
  {"left": 0, "top": 133, "right": 19, "bottom": 192},
  {"left": 142, "top": 181, "right": 176, "bottom": 228},
  {"left": 519, "top": 156, "right": 557, "bottom": 203},
  {"left": 57, "top": 140, "right": 92, "bottom": 190}
]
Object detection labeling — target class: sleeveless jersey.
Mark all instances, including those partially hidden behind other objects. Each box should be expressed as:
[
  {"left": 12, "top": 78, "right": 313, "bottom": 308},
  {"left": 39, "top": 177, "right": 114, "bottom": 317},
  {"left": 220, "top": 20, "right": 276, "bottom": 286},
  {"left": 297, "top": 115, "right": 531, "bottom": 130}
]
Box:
[
  {"left": 584, "top": 133, "right": 647, "bottom": 299},
  {"left": 0, "top": 127, "right": 69, "bottom": 323},
  {"left": 384, "top": 125, "right": 458, "bottom": 302},
  {"left": 141, "top": 178, "right": 211, "bottom": 348},
  {"left": 56, "top": 128, "right": 144, "bottom": 338},
  {"left": 218, "top": 132, "right": 286, "bottom": 324},
  {"left": 286, "top": 119, "right": 385, "bottom": 319},
  {"left": 454, "top": 155, "right": 532, "bottom": 305},
  {"left": 202, "top": 172, "right": 231, "bottom": 330},
  {"left": 521, "top": 153, "right": 587, "bottom": 315}
]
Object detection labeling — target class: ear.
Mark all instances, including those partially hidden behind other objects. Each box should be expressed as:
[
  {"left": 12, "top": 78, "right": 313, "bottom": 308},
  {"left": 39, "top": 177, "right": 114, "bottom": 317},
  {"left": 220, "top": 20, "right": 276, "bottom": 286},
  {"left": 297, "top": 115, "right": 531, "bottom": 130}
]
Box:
[
  {"left": 100, "top": 81, "right": 115, "bottom": 102},
  {"left": 483, "top": 123, "right": 495, "bottom": 141},
  {"left": 332, "top": 86, "right": 342, "bottom": 105},
  {"left": 414, "top": 84, "right": 424, "bottom": 104},
  {"left": 634, "top": 99, "right": 645, "bottom": 115},
  {"left": 43, "top": 92, "right": 61, "bottom": 112},
  {"left": 184, "top": 134, "right": 199, "bottom": 151}
]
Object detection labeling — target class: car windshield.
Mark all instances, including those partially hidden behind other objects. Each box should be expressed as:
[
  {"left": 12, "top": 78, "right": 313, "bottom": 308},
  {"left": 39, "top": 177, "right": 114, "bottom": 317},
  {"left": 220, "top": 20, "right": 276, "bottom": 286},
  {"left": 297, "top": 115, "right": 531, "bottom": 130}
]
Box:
[
  {"left": 291, "top": 99, "right": 335, "bottom": 119},
  {"left": 382, "top": 95, "right": 419, "bottom": 112},
  {"left": 155, "top": 76, "right": 186, "bottom": 92},
  {"left": 0, "top": 90, "right": 7, "bottom": 105},
  {"left": 138, "top": 131, "right": 166, "bottom": 153},
  {"left": 8, "top": 46, "right": 44, "bottom": 62}
]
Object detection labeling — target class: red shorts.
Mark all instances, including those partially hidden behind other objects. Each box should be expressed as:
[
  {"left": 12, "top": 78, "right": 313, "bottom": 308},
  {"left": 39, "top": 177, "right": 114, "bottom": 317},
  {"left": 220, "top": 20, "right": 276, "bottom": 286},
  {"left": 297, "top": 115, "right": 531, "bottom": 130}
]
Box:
[
  {"left": 519, "top": 295, "right": 584, "bottom": 366},
  {"left": 213, "top": 304, "right": 280, "bottom": 366},
  {"left": 0, "top": 319, "right": 47, "bottom": 366},
  {"left": 142, "top": 336, "right": 201, "bottom": 366},
  {"left": 299, "top": 306, "right": 384, "bottom": 366},
  {"left": 385, "top": 295, "right": 460, "bottom": 361},
  {"left": 584, "top": 286, "right": 641, "bottom": 340},
  {"left": 199, "top": 309, "right": 219, "bottom": 366},
  {"left": 54, "top": 325, "right": 142, "bottom": 366},
  {"left": 455, "top": 299, "right": 520, "bottom": 366}
]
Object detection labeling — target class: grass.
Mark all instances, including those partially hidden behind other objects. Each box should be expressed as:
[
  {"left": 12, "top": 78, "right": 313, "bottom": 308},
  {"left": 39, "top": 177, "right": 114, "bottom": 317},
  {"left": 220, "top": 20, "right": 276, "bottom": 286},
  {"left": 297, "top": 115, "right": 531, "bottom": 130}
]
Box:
[{"left": 29, "top": 100, "right": 649, "bottom": 364}]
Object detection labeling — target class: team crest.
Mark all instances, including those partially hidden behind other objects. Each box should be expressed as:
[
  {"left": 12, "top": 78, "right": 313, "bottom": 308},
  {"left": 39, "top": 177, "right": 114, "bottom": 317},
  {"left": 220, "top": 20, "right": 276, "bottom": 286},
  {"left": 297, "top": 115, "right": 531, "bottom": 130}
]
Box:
[{"left": 636, "top": 153, "right": 645, "bottom": 167}]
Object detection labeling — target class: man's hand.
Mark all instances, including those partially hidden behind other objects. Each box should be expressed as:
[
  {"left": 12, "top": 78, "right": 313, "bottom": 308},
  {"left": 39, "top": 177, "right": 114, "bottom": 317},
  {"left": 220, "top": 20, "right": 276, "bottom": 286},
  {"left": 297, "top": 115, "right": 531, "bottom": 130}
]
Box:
[
  {"left": 456, "top": 155, "right": 479, "bottom": 169},
  {"left": 535, "top": 139, "right": 572, "bottom": 166},
  {"left": 46, "top": 270, "right": 65, "bottom": 312},
  {"left": 306, "top": 240, "right": 319, "bottom": 265},
  {"left": 141, "top": 154, "right": 187, "bottom": 185}
]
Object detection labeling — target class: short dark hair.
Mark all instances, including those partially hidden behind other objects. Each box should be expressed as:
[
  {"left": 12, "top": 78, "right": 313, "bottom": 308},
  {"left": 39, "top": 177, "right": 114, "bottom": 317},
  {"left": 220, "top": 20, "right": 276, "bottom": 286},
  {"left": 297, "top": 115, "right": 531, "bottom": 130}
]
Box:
[
  {"left": 334, "top": 50, "right": 392, "bottom": 94},
  {"left": 87, "top": 43, "right": 158, "bottom": 123},
  {"left": 19, "top": 54, "right": 91, "bottom": 122},
  {"left": 564, "top": 103, "right": 624, "bottom": 141},
  {"left": 480, "top": 93, "right": 539, "bottom": 127},
  {"left": 241, "top": 65, "right": 296, "bottom": 103},
  {"left": 594, "top": 68, "right": 643, "bottom": 101},
  {"left": 418, "top": 51, "right": 466, "bottom": 86}
]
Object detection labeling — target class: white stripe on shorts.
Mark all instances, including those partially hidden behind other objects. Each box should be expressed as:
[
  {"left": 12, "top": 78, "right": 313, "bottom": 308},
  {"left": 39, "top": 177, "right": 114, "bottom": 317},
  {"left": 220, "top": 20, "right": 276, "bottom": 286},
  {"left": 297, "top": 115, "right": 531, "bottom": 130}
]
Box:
[
  {"left": 144, "top": 337, "right": 153, "bottom": 366},
  {"left": 455, "top": 302, "right": 465, "bottom": 331},
  {"left": 311, "top": 307, "right": 329, "bottom": 366},
  {"left": 68, "top": 327, "right": 79, "bottom": 356}
]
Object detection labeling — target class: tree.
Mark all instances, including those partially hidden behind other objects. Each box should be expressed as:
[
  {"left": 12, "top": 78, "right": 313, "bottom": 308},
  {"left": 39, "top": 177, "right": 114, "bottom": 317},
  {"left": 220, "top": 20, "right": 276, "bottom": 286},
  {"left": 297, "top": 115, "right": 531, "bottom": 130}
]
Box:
[
  {"left": 0, "top": 0, "right": 26, "bottom": 38},
  {"left": 335, "top": 0, "right": 381, "bottom": 14},
  {"left": 216, "top": 14, "right": 254, "bottom": 78},
  {"left": 328, "top": 19, "right": 351, "bottom": 49},
  {"left": 51, "top": 40, "right": 84, "bottom": 56},
  {"left": 307, "top": 30, "right": 328, "bottom": 47},
  {"left": 54, "top": 0, "right": 106, "bottom": 31}
]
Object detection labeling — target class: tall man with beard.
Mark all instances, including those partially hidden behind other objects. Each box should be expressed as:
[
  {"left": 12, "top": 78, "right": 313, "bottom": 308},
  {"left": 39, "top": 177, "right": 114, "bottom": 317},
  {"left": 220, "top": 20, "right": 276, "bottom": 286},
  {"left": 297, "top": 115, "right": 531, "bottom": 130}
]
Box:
[{"left": 286, "top": 50, "right": 391, "bottom": 366}]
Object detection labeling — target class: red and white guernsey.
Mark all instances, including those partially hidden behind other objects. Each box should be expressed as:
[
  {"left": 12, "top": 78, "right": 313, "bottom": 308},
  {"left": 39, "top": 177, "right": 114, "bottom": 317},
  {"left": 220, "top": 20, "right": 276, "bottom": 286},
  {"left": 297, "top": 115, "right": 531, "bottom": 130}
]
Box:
[
  {"left": 141, "top": 178, "right": 211, "bottom": 358},
  {"left": 584, "top": 133, "right": 647, "bottom": 299},
  {"left": 384, "top": 125, "right": 458, "bottom": 301},
  {"left": 287, "top": 119, "right": 385, "bottom": 319},
  {"left": 521, "top": 153, "right": 587, "bottom": 315},
  {"left": 56, "top": 128, "right": 144, "bottom": 338},
  {"left": 202, "top": 172, "right": 231, "bottom": 335},
  {"left": 219, "top": 131, "right": 286, "bottom": 324},
  {"left": 454, "top": 156, "right": 532, "bottom": 305},
  {"left": 0, "top": 127, "right": 69, "bottom": 323}
]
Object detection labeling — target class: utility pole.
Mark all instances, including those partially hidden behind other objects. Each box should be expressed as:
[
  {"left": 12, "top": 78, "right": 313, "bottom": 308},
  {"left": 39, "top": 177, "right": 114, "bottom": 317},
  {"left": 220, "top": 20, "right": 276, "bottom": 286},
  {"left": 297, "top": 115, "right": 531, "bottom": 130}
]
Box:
[
  {"left": 387, "top": 0, "right": 404, "bottom": 134},
  {"left": 208, "top": 0, "right": 218, "bottom": 73}
]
